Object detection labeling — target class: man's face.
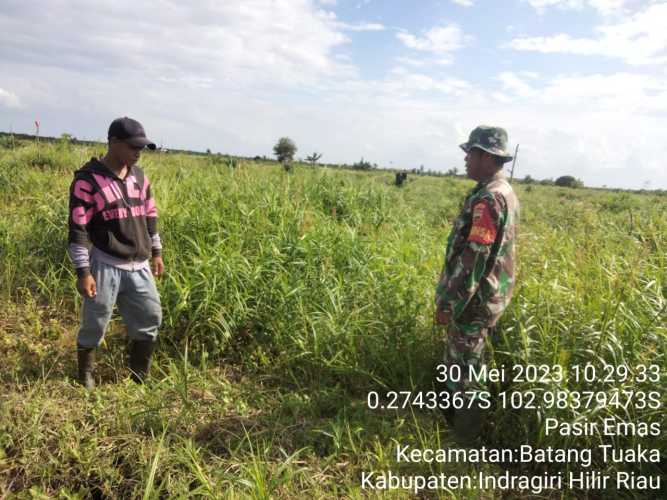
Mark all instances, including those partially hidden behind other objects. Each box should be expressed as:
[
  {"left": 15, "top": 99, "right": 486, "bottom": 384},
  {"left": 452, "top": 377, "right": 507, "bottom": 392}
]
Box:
[
  {"left": 111, "top": 140, "right": 144, "bottom": 167},
  {"left": 464, "top": 148, "right": 499, "bottom": 181},
  {"left": 464, "top": 148, "right": 485, "bottom": 181}
]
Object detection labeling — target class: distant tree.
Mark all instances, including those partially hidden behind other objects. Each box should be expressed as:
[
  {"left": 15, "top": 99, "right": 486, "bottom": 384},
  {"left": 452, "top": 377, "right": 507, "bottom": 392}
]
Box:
[
  {"left": 539, "top": 178, "right": 554, "bottom": 186},
  {"left": 555, "top": 175, "right": 583, "bottom": 188},
  {"left": 206, "top": 148, "right": 211, "bottom": 154},
  {"left": 305, "top": 152, "right": 322, "bottom": 165},
  {"left": 0, "top": 135, "right": 15, "bottom": 149},
  {"left": 352, "top": 158, "right": 373, "bottom": 170},
  {"left": 57, "top": 133, "right": 75, "bottom": 151},
  {"left": 523, "top": 174, "right": 534, "bottom": 184},
  {"left": 273, "top": 137, "right": 297, "bottom": 163},
  {"left": 446, "top": 167, "right": 458, "bottom": 176}
]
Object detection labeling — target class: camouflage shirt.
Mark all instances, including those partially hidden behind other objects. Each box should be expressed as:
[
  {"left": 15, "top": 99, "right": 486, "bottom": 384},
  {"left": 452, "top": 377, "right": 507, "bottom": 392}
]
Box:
[{"left": 435, "top": 171, "right": 519, "bottom": 328}]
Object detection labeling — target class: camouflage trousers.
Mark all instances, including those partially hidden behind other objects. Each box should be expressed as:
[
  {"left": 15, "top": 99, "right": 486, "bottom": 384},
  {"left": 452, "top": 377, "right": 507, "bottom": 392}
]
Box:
[{"left": 442, "top": 321, "right": 495, "bottom": 395}]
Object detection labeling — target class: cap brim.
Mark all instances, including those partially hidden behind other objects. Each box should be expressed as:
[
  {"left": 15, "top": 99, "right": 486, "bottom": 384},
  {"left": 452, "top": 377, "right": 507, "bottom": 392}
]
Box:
[{"left": 127, "top": 137, "right": 157, "bottom": 150}]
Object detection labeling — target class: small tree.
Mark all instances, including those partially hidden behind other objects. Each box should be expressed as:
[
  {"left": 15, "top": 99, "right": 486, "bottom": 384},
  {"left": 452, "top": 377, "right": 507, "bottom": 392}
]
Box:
[
  {"left": 523, "top": 174, "right": 534, "bottom": 184},
  {"left": 352, "top": 158, "right": 373, "bottom": 170},
  {"left": 273, "top": 137, "right": 297, "bottom": 163},
  {"left": 305, "top": 152, "right": 322, "bottom": 165},
  {"left": 555, "top": 175, "right": 583, "bottom": 188},
  {"left": 57, "top": 133, "right": 75, "bottom": 152}
]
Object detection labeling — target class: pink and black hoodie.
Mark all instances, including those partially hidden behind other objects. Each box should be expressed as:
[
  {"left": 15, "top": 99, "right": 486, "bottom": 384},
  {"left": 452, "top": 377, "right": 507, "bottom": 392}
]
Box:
[{"left": 68, "top": 158, "right": 161, "bottom": 277}]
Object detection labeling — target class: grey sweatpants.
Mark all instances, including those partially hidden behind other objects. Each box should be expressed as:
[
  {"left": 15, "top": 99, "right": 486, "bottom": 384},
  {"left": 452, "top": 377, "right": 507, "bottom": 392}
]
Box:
[{"left": 77, "top": 259, "right": 162, "bottom": 348}]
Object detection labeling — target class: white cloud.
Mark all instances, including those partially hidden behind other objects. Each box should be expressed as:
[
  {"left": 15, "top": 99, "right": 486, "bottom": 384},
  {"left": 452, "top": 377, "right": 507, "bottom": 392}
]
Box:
[
  {"left": 311, "top": 68, "right": 667, "bottom": 188},
  {"left": 319, "top": 8, "right": 385, "bottom": 31},
  {"left": 397, "top": 23, "right": 471, "bottom": 57},
  {"left": 395, "top": 54, "right": 458, "bottom": 67},
  {"left": 384, "top": 67, "right": 471, "bottom": 95},
  {"left": 525, "top": 0, "right": 627, "bottom": 15},
  {"left": 480, "top": 70, "right": 667, "bottom": 187},
  {"left": 395, "top": 56, "right": 427, "bottom": 67},
  {"left": 540, "top": 73, "right": 667, "bottom": 112},
  {"left": 526, "top": 0, "right": 584, "bottom": 13},
  {"left": 494, "top": 71, "right": 667, "bottom": 114},
  {"left": 318, "top": 0, "right": 337, "bottom": 5},
  {"left": 336, "top": 21, "right": 385, "bottom": 31},
  {"left": 497, "top": 72, "right": 538, "bottom": 98},
  {"left": 510, "top": 3, "right": 667, "bottom": 65},
  {"left": 0, "top": 88, "right": 21, "bottom": 108},
  {"left": 0, "top": 0, "right": 354, "bottom": 89},
  {"left": 451, "top": 0, "right": 475, "bottom": 6}
]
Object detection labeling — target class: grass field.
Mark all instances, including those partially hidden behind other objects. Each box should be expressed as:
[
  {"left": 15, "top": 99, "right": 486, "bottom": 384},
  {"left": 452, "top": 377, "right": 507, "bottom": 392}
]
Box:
[{"left": 0, "top": 141, "right": 665, "bottom": 499}]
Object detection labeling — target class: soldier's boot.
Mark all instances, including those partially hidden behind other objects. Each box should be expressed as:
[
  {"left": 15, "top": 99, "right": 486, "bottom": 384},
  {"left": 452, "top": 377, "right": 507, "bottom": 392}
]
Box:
[
  {"left": 441, "top": 405, "right": 455, "bottom": 426},
  {"left": 452, "top": 397, "right": 486, "bottom": 446},
  {"left": 77, "top": 345, "right": 95, "bottom": 391},
  {"left": 129, "top": 340, "right": 156, "bottom": 384}
]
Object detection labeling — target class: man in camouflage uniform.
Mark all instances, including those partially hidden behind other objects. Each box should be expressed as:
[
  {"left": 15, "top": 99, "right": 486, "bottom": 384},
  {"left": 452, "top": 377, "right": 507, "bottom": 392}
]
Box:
[{"left": 435, "top": 125, "right": 520, "bottom": 441}]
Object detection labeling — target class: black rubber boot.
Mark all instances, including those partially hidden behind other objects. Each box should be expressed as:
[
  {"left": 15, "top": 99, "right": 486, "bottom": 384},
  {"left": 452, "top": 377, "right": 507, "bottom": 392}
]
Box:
[
  {"left": 452, "top": 398, "right": 485, "bottom": 446},
  {"left": 77, "top": 345, "right": 95, "bottom": 391},
  {"left": 129, "top": 340, "right": 156, "bottom": 383}
]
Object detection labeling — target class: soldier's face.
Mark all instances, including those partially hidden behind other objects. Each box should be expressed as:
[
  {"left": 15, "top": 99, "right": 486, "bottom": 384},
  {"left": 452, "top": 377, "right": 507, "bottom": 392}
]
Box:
[
  {"left": 465, "top": 149, "right": 484, "bottom": 180},
  {"left": 465, "top": 149, "right": 495, "bottom": 181}
]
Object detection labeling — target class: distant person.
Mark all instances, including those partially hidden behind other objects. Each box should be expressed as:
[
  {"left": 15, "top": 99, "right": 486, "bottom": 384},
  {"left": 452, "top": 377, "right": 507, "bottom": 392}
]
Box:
[
  {"left": 434, "top": 125, "right": 520, "bottom": 441},
  {"left": 395, "top": 172, "right": 407, "bottom": 187},
  {"left": 68, "top": 117, "right": 164, "bottom": 390}
]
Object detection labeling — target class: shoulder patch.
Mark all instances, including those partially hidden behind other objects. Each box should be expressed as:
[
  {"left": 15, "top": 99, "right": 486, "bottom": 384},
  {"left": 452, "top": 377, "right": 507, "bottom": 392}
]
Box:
[{"left": 468, "top": 201, "right": 497, "bottom": 245}]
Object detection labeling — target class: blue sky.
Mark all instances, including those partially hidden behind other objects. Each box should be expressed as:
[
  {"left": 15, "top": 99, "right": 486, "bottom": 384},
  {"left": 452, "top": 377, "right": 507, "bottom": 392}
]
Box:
[{"left": 1, "top": 0, "right": 666, "bottom": 189}]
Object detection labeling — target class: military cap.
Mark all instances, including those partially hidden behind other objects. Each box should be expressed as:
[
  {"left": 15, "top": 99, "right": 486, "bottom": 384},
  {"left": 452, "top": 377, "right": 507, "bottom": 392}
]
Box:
[{"left": 459, "top": 125, "right": 513, "bottom": 163}]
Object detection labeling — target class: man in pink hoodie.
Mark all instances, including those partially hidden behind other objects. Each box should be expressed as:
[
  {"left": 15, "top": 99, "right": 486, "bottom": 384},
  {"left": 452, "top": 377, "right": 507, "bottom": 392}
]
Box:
[{"left": 68, "top": 117, "right": 164, "bottom": 390}]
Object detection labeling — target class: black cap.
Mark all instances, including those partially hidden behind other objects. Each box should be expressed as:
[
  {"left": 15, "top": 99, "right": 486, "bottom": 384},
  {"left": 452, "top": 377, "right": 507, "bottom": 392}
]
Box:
[{"left": 108, "top": 117, "right": 156, "bottom": 150}]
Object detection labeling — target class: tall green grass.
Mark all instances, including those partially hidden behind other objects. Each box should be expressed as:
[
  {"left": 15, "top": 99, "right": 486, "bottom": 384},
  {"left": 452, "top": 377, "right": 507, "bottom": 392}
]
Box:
[{"left": 0, "top": 142, "right": 665, "bottom": 498}]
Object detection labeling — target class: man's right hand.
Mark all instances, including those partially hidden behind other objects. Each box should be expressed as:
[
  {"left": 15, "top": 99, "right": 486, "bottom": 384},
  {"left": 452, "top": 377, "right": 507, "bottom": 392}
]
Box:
[
  {"left": 435, "top": 308, "right": 452, "bottom": 326},
  {"left": 77, "top": 274, "right": 97, "bottom": 298}
]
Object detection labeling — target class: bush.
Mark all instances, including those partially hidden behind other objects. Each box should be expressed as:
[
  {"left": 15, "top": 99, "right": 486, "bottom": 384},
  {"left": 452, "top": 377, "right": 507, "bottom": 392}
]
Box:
[
  {"left": 352, "top": 158, "right": 373, "bottom": 170},
  {"left": 0, "top": 135, "right": 16, "bottom": 149},
  {"left": 555, "top": 175, "right": 583, "bottom": 188}
]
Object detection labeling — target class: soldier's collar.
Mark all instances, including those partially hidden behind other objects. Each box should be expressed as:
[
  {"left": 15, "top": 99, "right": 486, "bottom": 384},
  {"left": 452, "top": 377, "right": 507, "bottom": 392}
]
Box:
[{"left": 476, "top": 170, "right": 506, "bottom": 187}]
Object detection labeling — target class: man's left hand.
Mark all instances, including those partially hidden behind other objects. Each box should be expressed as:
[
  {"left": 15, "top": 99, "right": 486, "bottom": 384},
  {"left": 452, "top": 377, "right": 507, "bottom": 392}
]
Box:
[{"left": 152, "top": 256, "right": 165, "bottom": 277}]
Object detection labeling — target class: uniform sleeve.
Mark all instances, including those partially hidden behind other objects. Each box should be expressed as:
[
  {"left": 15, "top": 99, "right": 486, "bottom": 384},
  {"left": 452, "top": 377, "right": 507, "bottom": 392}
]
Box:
[
  {"left": 435, "top": 199, "right": 499, "bottom": 320},
  {"left": 143, "top": 177, "right": 162, "bottom": 257},
  {"left": 68, "top": 177, "right": 95, "bottom": 277}
]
